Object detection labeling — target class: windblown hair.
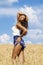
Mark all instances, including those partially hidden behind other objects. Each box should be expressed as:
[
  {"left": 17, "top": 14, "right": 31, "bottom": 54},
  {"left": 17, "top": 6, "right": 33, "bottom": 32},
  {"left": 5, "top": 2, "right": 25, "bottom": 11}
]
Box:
[{"left": 17, "top": 13, "right": 28, "bottom": 34}]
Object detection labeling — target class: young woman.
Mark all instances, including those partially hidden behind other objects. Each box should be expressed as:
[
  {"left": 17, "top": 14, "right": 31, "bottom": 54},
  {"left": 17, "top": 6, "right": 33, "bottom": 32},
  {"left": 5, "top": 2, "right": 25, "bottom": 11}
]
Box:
[{"left": 12, "top": 12, "right": 28, "bottom": 65}]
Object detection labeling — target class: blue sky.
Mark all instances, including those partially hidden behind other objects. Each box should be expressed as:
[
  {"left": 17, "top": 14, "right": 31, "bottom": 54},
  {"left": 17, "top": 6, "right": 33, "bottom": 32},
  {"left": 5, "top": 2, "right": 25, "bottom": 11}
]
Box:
[{"left": 0, "top": 0, "right": 43, "bottom": 44}]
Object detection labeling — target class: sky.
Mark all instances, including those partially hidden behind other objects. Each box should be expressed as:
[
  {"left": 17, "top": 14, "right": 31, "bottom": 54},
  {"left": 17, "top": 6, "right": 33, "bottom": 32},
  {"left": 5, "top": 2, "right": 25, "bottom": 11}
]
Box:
[{"left": 0, "top": 0, "right": 43, "bottom": 44}]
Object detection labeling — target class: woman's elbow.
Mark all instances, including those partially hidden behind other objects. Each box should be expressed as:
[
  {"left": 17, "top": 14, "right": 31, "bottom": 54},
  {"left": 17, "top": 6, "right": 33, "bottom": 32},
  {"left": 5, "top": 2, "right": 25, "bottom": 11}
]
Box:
[
  {"left": 24, "top": 29, "right": 28, "bottom": 35},
  {"left": 23, "top": 30, "right": 28, "bottom": 35},
  {"left": 25, "top": 29, "right": 28, "bottom": 33}
]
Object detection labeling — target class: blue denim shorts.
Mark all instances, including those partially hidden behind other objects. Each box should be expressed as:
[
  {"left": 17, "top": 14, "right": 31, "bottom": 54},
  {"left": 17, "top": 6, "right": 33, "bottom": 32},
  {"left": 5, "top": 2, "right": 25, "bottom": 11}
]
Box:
[{"left": 13, "top": 35, "right": 25, "bottom": 50}]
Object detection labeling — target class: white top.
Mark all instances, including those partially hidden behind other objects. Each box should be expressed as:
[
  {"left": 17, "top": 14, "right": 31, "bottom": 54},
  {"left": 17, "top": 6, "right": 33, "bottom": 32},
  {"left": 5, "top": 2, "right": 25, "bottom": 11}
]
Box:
[{"left": 12, "top": 26, "right": 20, "bottom": 36}]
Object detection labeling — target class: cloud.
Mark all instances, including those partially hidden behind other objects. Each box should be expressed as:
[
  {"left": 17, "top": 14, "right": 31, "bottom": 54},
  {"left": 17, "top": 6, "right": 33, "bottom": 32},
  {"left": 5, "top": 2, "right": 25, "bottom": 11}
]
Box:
[
  {"left": 25, "top": 29, "right": 43, "bottom": 44},
  {"left": 0, "top": 34, "right": 11, "bottom": 43},
  {"left": 0, "top": 8, "right": 18, "bottom": 16},
  {"left": 19, "top": 5, "right": 42, "bottom": 27},
  {"left": 7, "top": 0, "right": 18, "bottom": 3},
  {"left": 0, "top": 0, "right": 18, "bottom": 6},
  {"left": 26, "top": 41, "right": 32, "bottom": 44},
  {"left": 29, "top": 29, "right": 42, "bottom": 39},
  {"left": 28, "top": 29, "right": 42, "bottom": 35}
]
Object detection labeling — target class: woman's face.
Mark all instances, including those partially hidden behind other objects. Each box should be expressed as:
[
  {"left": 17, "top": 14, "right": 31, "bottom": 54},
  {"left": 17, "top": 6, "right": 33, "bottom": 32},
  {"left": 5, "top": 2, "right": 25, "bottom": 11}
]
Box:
[{"left": 18, "top": 15, "right": 25, "bottom": 21}]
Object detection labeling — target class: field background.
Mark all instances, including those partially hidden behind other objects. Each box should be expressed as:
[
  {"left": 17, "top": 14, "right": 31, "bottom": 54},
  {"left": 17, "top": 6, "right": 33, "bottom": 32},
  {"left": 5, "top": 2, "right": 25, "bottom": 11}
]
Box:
[{"left": 0, "top": 44, "right": 43, "bottom": 65}]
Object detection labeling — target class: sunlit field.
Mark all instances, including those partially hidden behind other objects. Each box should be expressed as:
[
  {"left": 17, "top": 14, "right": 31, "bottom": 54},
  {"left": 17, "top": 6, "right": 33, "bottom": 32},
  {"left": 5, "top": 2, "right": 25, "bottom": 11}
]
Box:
[{"left": 0, "top": 44, "right": 43, "bottom": 65}]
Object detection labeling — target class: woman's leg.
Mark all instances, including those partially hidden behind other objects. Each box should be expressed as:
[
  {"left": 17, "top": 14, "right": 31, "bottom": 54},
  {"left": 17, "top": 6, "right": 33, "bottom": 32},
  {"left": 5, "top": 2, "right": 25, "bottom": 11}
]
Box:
[
  {"left": 12, "top": 43, "right": 22, "bottom": 60},
  {"left": 12, "top": 46, "right": 16, "bottom": 59},
  {"left": 19, "top": 49, "right": 24, "bottom": 65},
  {"left": 12, "top": 43, "right": 22, "bottom": 65}
]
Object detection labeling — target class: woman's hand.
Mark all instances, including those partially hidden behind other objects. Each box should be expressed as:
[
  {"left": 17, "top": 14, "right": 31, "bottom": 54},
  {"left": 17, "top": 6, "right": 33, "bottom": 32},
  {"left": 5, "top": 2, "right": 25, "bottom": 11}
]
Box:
[{"left": 16, "top": 37, "right": 21, "bottom": 42}]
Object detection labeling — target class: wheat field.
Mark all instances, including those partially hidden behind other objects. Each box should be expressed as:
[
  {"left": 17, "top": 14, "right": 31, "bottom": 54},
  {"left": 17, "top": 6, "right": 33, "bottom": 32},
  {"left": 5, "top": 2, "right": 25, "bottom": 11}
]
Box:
[{"left": 0, "top": 44, "right": 43, "bottom": 65}]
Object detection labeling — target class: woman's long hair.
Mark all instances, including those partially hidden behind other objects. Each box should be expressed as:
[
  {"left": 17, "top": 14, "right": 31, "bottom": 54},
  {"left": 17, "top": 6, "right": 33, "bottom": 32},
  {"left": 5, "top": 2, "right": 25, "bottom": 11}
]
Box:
[{"left": 17, "top": 13, "right": 28, "bottom": 34}]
